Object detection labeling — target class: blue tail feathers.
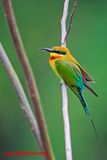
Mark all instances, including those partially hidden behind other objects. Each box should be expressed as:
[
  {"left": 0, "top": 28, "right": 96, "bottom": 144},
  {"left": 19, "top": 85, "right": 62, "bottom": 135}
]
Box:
[
  {"left": 78, "top": 89, "right": 99, "bottom": 141},
  {"left": 78, "top": 89, "right": 91, "bottom": 116}
]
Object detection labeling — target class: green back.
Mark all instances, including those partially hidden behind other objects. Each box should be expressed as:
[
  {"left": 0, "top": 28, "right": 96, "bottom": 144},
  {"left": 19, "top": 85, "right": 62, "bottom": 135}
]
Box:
[{"left": 55, "top": 59, "right": 84, "bottom": 90}]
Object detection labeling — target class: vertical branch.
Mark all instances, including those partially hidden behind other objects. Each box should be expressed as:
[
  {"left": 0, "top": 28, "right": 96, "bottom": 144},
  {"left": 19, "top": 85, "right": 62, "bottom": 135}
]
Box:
[
  {"left": 61, "top": 0, "right": 69, "bottom": 46},
  {"left": 0, "top": 43, "right": 42, "bottom": 149},
  {"left": 61, "top": 0, "right": 78, "bottom": 159},
  {"left": 3, "top": 0, "right": 55, "bottom": 160},
  {"left": 61, "top": 1, "right": 73, "bottom": 160},
  {"left": 61, "top": 80, "right": 73, "bottom": 160}
]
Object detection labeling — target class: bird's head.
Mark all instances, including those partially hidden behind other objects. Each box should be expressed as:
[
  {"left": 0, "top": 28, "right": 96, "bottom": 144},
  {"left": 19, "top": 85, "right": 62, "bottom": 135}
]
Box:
[{"left": 40, "top": 46, "right": 70, "bottom": 59}]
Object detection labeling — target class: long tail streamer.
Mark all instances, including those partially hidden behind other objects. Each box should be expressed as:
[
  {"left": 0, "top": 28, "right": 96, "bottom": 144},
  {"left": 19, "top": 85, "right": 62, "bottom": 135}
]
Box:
[{"left": 90, "top": 117, "right": 99, "bottom": 141}]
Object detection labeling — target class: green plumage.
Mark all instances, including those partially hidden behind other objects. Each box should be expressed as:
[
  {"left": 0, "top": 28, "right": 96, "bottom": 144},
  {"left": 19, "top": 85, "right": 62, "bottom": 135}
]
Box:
[
  {"left": 41, "top": 46, "right": 98, "bottom": 140},
  {"left": 55, "top": 59, "right": 90, "bottom": 115},
  {"left": 55, "top": 60, "right": 84, "bottom": 89}
]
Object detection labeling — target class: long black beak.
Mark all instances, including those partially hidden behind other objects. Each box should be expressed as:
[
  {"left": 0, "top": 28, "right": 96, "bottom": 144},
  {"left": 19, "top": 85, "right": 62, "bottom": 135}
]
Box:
[
  {"left": 40, "top": 48, "right": 53, "bottom": 52},
  {"left": 40, "top": 48, "right": 66, "bottom": 55}
]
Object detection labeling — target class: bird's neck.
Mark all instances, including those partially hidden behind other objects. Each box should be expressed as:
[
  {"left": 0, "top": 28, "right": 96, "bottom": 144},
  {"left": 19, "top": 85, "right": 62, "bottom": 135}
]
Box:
[{"left": 49, "top": 53, "right": 65, "bottom": 61}]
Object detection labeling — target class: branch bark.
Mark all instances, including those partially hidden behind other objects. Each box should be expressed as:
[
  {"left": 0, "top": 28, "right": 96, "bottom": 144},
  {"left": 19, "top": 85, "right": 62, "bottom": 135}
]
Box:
[
  {"left": 61, "top": 0, "right": 69, "bottom": 47},
  {"left": 64, "top": 0, "right": 79, "bottom": 43},
  {"left": 0, "top": 43, "right": 42, "bottom": 149},
  {"left": 61, "top": 1, "right": 73, "bottom": 160},
  {"left": 3, "top": 0, "right": 55, "bottom": 160},
  {"left": 61, "top": 80, "right": 73, "bottom": 160},
  {"left": 61, "top": 0, "right": 78, "bottom": 159}
]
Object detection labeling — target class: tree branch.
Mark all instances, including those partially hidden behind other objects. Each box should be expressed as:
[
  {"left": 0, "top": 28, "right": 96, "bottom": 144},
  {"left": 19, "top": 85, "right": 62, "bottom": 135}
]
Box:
[
  {"left": 60, "top": 0, "right": 78, "bottom": 159},
  {"left": 61, "top": 1, "right": 73, "bottom": 159},
  {"left": 64, "top": 0, "right": 79, "bottom": 43},
  {"left": 61, "top": 0, "right": 69, "bottom": 46},
  {"left": 3, "top": 0, "right": 55, "bottom": 160},
  {"left": 61, "top": 80, "right": 73, "bottom": 160},
  {"left": 0, "top": 43, "right": 42, "bottom": 149}
]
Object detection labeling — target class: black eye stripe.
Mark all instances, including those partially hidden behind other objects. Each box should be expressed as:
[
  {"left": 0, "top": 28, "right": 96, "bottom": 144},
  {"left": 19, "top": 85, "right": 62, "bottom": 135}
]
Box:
[{"left": 53, "top": 50, "right": 66, "bottom": 55}]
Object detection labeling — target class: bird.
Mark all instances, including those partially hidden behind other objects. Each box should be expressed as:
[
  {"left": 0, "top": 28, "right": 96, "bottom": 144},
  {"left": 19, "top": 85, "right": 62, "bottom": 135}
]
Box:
[{"left": 40, "top": 46, "right": 98, "bottom": 140}]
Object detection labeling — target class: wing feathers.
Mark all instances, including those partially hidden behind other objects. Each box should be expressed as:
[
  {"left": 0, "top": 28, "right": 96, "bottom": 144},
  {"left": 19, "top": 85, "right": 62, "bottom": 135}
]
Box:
[
  {"left": 83, "top": 79, "right": 98, "bottom": 97},
  {"left": 78, "top": 65, "right": 95, "bottom": 83}
]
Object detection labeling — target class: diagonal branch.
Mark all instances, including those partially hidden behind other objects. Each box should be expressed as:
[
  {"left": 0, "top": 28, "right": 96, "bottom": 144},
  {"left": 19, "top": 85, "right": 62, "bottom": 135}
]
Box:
[
  {"left": 3, "top": 0, "right": 55, "bottom": 160},
  {"left": 64, "top": 0, "right": 79, "bottom": 43},
  {"left": 0, "top": 43, "right": 42, "bottom": 149}
]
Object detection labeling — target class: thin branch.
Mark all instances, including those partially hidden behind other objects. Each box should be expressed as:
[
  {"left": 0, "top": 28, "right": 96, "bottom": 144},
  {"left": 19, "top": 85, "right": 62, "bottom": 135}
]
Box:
[
  {"left": 0, "top": 43, "right": 42, "bottom": 149},
  {"left": 61, "top": 0, "right": 70, "bottom": 46},
  {"left": 61, "top": 81, "right": 73, "bottom": 160},
  {"left": 64, "top": 0, "right": 79, "bottom": 43},
  {"left": 61, "top": 0, "right": 73, "bottom": 160},
  {"left": 3, "top": 0, "right": 55, "bottom": 160}
]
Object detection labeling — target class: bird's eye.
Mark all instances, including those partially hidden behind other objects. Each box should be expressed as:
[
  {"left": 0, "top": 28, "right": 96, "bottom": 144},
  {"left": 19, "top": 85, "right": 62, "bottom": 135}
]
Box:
[
  {"left": 52, "top": 50, "right": 66, "bottom": 55},
  {"left": 57, "top": 50, "right": 66, "bottom": 55}
]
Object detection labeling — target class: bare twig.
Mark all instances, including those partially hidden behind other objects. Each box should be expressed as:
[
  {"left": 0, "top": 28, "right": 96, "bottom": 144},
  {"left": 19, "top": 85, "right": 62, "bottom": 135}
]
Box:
[
  {"left": 3, "top": 0, "right": 55, "bottom": 160},
  {"left": 61, "top": 0, "right": 70, "bottom": 46},
  {"left": 0, "top": 43, "right": 42, "bottom": 149},
  {"left": 61, "top": 80, "right": 73, "bottom": 160},
  {"left": 60, "top": 0, "right": 78, "bottom": 159},
  {"left": 64, "top": 0, "right": 79, "bottom": 43}
]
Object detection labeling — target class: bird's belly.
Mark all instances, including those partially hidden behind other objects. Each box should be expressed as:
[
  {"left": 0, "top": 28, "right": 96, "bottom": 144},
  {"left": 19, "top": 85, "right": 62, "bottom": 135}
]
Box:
[{"left": 49, "top": 60, "right": 61, "bottom": 79}]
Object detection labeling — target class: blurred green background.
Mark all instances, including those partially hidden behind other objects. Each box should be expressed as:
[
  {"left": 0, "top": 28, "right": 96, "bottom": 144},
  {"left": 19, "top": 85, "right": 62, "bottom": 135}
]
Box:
[{"left": 0, "top": 0, "right": 107, "bottom": 160}]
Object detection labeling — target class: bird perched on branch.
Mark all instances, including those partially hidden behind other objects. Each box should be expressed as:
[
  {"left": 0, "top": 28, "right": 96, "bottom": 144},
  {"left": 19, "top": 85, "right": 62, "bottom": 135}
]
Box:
[{"left": 41, "top": 46, "right": 98, "bottom": 139}]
